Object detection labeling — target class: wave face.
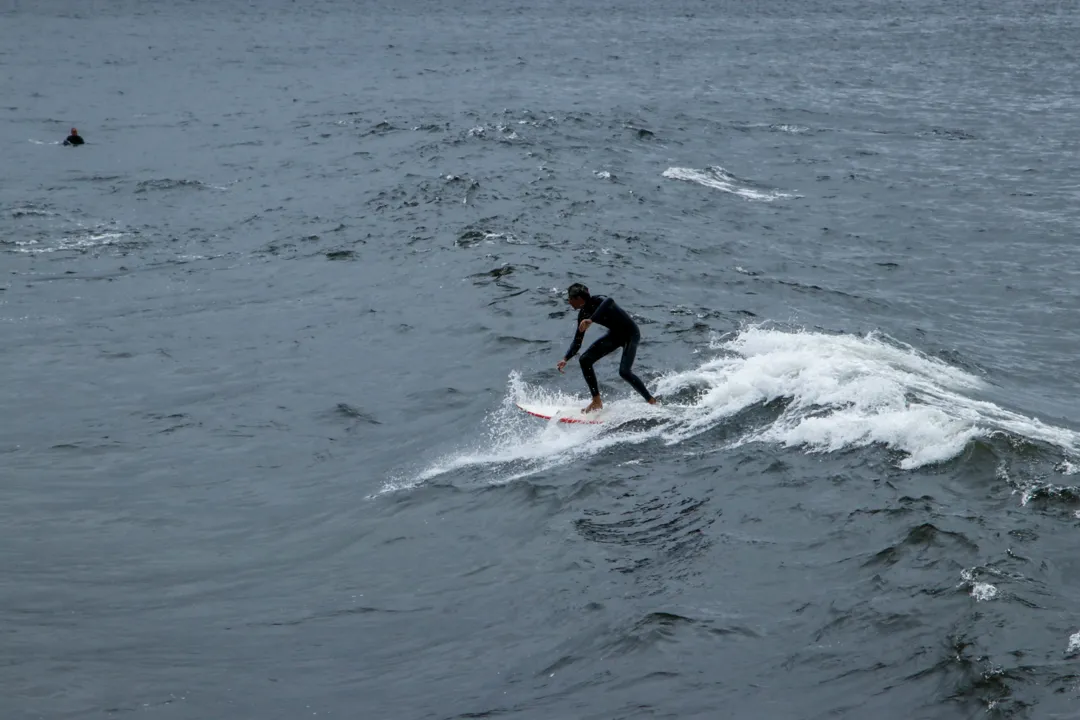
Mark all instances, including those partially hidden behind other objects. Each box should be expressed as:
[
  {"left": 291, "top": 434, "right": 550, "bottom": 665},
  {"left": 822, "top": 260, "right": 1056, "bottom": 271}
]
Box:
[{"left": 399, "top": 326, "right": 1079, "bottom": 491}]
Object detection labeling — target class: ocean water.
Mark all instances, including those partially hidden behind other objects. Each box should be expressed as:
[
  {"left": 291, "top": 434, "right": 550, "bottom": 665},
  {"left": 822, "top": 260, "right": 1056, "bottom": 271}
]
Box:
[{"left": 4, "top": 0, "right": 1080, "bottom": 718}]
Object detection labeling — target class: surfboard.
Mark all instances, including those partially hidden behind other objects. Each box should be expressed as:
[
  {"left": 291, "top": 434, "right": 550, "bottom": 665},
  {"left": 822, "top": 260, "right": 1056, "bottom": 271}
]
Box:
[{"left": 515, "top": 401, "right": 607, "bottom": 424}]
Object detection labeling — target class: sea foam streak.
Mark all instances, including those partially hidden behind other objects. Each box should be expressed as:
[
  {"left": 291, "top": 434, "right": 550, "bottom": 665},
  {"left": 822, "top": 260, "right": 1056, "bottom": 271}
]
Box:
[
  {"left": 662, "top": 166, "right": 794, "bottom": 201},
  {"left": 398, "top": 379, "right": 658, "bottom": 488},
  {"left": 11, "top": 232, "right": 125, "bottom": 254},
  {"left": 383, "top": 327, "right": 1080, "bottom": 492}
]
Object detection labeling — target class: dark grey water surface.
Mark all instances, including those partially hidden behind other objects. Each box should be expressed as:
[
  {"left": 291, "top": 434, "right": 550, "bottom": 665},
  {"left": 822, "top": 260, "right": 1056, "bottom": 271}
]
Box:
[{"left": 5, "top": 1, "right": 1080, "bottom": 718}]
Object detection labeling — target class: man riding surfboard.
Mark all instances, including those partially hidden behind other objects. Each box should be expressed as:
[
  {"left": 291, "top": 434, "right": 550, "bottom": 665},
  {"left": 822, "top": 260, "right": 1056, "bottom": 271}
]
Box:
[{"left": 556, "top": 283, "right": 658, "bottom": 414}]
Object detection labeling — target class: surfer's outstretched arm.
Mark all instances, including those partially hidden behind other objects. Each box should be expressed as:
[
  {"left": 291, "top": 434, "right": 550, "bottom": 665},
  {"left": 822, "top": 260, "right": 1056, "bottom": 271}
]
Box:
[
  {"left": 564, "top": 327, "right": 586, "bottom": 361},
  {"left": 557, "top": 327, "right": 586, "bottom": 372}
]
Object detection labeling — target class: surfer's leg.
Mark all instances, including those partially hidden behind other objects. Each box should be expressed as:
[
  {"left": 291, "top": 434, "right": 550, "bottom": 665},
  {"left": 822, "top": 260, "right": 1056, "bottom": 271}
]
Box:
[
  {"left": 618, "top": 334, "right": 655, "bottom": 402},
  {"left": 579, "top": 335, "right": 621, "bottom": 411}
]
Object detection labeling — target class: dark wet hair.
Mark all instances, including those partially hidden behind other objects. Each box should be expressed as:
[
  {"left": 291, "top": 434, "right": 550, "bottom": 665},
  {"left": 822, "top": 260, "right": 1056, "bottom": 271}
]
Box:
[{"left": 567, "top": 283, "right": 590, "bottom": 299}]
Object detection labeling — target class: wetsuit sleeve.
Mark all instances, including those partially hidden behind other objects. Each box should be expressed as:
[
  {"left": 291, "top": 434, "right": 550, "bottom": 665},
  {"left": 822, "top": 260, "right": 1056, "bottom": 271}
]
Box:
[
  {"left": 564, "top": 326, "right": 585, "bottom": 361},
  {"left": 564, "top": 307, "right": 587, "bottom": 360},
  {"left": 588, "top": 297, "right": 613, "bottom": 324}
]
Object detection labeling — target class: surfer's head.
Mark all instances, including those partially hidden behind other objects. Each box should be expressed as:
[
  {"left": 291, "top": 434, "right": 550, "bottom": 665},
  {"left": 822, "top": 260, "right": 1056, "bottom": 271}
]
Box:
[
  {"left": 70, "top": 128, "right": 78, "bottom": 135},
  {"left": 567, "top": 282, "right": 589, "bottom": 309}
]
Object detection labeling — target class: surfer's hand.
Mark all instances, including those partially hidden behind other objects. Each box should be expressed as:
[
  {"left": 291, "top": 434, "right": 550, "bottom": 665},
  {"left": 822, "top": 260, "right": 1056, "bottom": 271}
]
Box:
[
  {"left": 557, "top": 359, "right": 567, "bottom": 373},
  {"left": 578, "top": 319, "right": 593, "bottom": 333}
]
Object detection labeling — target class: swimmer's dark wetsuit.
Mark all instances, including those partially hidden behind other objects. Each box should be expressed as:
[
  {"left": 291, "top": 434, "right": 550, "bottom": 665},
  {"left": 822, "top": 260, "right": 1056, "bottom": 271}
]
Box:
[
  {"left": 63, "top": 134, "right": 84, "bottom": 146},
  {"left": 564, "top": 295, "right": 654, "bottom": 401}
]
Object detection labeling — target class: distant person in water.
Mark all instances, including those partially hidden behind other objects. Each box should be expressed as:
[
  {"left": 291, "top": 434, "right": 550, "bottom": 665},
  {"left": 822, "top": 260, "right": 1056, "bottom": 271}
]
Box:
[
  {"left": 62, "top": 128, "right": 84, "bottom": 146},
  {"left": 556, "top": 283, "right": 658, "bottom": 414}
]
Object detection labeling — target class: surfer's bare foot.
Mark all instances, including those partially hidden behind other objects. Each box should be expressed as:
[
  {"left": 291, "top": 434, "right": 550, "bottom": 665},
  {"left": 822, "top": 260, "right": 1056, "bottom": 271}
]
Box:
[
  {"left": 648, "top": 397, "right": 659, "bottom": 405},
  {"left": 582, "top": 396, "right": 603, "bottom": 414}
]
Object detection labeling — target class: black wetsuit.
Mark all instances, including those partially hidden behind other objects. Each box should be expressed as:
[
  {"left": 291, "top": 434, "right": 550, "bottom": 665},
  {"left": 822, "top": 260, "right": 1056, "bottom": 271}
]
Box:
[
  {"left": 564, "top": 295, "right": 653, "bottom": 401},
  {"left": 63, "top": 134, "right": 84, "bottom": 146}
]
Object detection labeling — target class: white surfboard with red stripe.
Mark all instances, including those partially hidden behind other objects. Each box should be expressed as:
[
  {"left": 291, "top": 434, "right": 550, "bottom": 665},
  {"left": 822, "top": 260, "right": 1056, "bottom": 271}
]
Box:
[{"left": 515, "top": 401, "right": 607, "bottom": 425}]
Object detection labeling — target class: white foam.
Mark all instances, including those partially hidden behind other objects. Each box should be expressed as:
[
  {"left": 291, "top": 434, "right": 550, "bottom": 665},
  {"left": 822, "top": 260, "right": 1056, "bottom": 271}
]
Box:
[
  {"left": 1017, "top": 481, "right": 1080, "bottom": 507},
  {"left": 480, "top": 232, "right": 524, "bottom": 245},
  {"left": 11, "top": 232, "right": 125, "bottom": 254},
  {"left": 662, "top": 166, "right": 794, "bottom": 202},
  {"left": 959, "top": 569, "right": 998, "bottom": 601},
  {"left": 770, "top": 124, "right": 811, "bottom": 134},
  {"left": 656, "top": 328, "right": 985, "bottom": 468},
  {"left": 383, "top": 326, "right": 1080, "bottom": 492},
  {"left": 662, "top": 327, "right": 1080, "bottom": 469},
  {"left": 374, "top": 373, "right": 662, "bottom": 495},
  {"left": 1068, "top": 632, "right": 1080, "bottom": 655}
]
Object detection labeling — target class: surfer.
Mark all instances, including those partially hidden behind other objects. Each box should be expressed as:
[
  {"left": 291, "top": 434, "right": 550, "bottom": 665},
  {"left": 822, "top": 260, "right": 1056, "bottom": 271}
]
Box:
[
  {"left": 62, "top": 128, "right": 84, "bottom": 146},
  {"left": 556, "top": 283, "right": 658, "bottom": 414}
]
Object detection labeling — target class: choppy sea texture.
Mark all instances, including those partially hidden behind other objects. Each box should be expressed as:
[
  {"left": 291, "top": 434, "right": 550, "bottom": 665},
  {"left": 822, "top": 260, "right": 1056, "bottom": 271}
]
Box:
[{"left": 3, "top": 0, "right": 1080, "bottom": 718}]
